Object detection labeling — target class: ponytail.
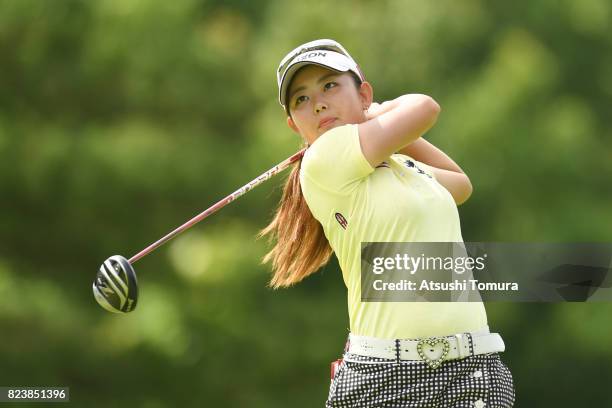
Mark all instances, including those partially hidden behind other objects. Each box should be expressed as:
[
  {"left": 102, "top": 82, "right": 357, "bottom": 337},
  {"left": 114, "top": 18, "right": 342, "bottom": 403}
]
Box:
[{"left": 258, "top": 151, "right": 333, "bottom": 288}]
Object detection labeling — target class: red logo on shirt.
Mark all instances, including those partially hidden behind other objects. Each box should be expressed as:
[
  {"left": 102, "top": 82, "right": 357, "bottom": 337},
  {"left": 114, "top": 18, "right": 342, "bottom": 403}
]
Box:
[{"left": 335, "top": 213, "right": 348, "bottom": 229}]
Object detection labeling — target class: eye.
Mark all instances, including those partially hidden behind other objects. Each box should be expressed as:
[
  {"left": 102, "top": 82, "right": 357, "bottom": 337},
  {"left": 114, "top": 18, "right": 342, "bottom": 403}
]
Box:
[
  {"left": 294, "top": 95, "right": 308, "bottom": 107},
  {"left": 324, "top": 81, "right": 338, "bottom": 91}
]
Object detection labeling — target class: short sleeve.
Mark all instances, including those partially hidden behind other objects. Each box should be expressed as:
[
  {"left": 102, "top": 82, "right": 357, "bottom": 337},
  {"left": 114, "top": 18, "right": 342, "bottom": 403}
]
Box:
[{"left": 300, "top": 124, "right": 374, "bottom": 194}]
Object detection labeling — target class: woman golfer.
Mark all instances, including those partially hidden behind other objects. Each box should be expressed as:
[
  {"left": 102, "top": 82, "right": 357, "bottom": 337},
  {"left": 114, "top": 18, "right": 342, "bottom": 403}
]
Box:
[{"left": 261, "top": 39, "right": 515, "bottom": 408}]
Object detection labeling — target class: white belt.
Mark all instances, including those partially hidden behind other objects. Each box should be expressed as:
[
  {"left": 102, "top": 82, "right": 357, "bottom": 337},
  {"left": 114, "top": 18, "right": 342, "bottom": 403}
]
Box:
[{"left": 345, "top": 329, "right": 505, "bottom": 369}]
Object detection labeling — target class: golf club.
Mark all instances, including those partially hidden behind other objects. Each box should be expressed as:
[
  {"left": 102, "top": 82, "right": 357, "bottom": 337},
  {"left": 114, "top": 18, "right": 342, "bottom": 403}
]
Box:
[{"left": 93, "top": 147, "right": 306, "bottom": 313}]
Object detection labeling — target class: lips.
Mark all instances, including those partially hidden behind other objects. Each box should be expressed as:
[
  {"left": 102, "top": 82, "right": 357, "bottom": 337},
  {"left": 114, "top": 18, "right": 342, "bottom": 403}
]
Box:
[{"left": 318, "top": 117, "right": 336, "bottom": 129}]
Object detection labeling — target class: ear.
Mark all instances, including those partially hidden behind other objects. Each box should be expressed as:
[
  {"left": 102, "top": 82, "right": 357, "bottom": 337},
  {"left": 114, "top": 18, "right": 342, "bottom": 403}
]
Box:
[
  {"left": 286, "top": 116, "right": 300, "bottom": 134},
  {"left": 358, "top": 81, "right": 374, "bottom": 110}
]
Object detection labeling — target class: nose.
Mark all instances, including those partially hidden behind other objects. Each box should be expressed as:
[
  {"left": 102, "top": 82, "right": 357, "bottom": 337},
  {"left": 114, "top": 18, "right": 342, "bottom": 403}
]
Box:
[{"left": 314, "top": 100, "right": 327, "bottom": 114}]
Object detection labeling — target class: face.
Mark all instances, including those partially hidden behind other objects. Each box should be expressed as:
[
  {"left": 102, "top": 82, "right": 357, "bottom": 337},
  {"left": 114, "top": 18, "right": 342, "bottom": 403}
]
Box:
[{"left": 286, "top": 65, "right": 373, "bottom": 145}]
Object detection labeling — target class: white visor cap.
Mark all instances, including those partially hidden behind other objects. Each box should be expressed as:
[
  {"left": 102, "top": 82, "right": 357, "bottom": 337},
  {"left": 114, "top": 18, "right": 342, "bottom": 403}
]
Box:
[{"left": 277, "top": 39, "right": 364, "bottom": 109}]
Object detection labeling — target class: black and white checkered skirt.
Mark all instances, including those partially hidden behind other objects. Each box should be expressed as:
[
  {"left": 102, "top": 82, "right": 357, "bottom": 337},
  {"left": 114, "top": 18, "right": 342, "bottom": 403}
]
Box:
[{"left": 326, "top": 351, "right": 515, "bottom": 407}]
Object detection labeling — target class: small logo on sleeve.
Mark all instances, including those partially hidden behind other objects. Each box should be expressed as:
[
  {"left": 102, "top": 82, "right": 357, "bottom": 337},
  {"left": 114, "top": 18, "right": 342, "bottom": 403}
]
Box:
[
  {"left": 404, "top": 159, "right": 433, "bottom": 179},
  {"left": 335, "top": 212, "right": 348, "bottom": 230}
]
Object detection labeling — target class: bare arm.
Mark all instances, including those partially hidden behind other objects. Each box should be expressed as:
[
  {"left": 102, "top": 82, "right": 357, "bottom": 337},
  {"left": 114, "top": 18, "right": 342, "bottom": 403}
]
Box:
[
  {"left": 362, "top": 98, "right": 472, "bottom": 205},
  {"left": 398, "top": 137, "right": 473, "bottom": 205},
  {"left": 358, "top": 94, "right": 440, "bottom": 169},
  {"left": 397, "top": 137, "right": 464, "bottom": 173},
  {"left": 429, "top": 168, "right": 473, "bottom": 205}
]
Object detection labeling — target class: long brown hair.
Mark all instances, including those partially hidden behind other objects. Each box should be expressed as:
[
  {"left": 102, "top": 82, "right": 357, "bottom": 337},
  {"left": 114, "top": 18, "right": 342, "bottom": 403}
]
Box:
[
  {"left": 258, "top": 72, "right": 363, "bottom": 288},
  {"left": 257, "top": 144, "right": 333, "bottom": 288}
]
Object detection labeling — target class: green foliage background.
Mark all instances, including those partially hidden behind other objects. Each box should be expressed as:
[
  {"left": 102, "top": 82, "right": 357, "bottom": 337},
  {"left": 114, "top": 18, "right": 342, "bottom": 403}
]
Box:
[{"left": 1, "top": 0, "right": 611, "bottom": 406}]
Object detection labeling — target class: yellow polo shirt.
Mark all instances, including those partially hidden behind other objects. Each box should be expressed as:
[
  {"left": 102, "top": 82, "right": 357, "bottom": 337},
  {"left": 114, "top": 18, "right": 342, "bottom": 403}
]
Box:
[{"left": 299, "top": 123, "right": 488, "bottom": 339}]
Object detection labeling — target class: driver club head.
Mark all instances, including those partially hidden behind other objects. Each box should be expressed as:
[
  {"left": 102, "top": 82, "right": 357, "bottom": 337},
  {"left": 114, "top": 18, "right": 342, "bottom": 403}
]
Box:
[{"left": 93, "top": 255, "right": 138, "bottom": 313}]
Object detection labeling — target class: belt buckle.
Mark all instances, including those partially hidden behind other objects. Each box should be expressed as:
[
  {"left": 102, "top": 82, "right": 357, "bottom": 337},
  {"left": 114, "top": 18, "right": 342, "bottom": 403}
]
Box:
[{"left": 416, "top": 337, "right": 450, "bottom": 369}]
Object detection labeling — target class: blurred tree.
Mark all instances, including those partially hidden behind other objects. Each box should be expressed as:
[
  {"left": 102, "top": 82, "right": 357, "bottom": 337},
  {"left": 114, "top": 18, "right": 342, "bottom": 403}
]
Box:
[{"left": 0, "top": 0, "right": 610, "bottom": 406}]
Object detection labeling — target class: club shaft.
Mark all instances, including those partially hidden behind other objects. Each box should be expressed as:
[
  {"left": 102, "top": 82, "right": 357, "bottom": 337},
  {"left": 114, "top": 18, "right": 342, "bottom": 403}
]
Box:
[{"left": 128, "top": 148, "right": 306, "bottom": 264}]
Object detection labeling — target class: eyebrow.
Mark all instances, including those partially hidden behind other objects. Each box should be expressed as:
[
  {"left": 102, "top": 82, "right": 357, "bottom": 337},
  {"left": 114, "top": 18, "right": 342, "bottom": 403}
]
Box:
[{"left": 288, "top": 72, "right": 340, "bottom": 102}]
